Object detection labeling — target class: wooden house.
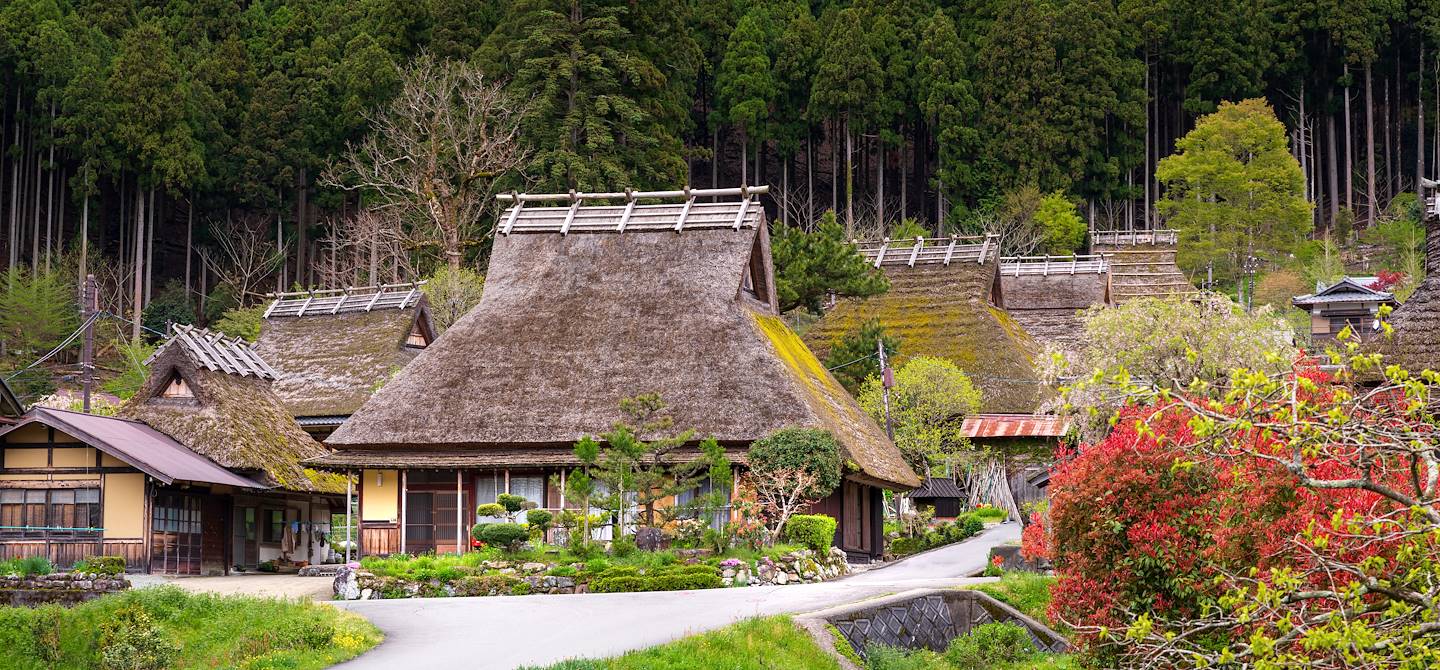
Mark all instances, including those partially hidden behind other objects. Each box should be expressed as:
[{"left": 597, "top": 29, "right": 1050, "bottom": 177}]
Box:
[
  {"left": 802, "top": 235, "right": 1051, "bottom": 413},
  {"left": 909, "top": 477, "right": 966, "bottom": 521},
  {"left": 1291, "top": 277, "right": 1398, "bottom": 342},
  {"left": 0, "top": 406, "right": 267, "bottom": 574},
  {"left": 254, "top": 284, "right": 436, "bottom": 439},
  {"left": 1091, "top": 230, "right": 1197, "bottom": 303},
  {"left": 998, "top": 255, "right": 1112, "bottom": 351},
  {"left": 112, "top": 325, "right": 345, "bottom": 572},
  {"left": 312, "top": 187, "right": 919, "bottom": 561}
]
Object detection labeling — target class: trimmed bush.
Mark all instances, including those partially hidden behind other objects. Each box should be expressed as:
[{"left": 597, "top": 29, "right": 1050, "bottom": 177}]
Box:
[
  {"left": 477, "top": 523, "right": 529, "bottom": 550},
  {"left": 74, "top": 556, "right": 126, "bottom": 576},
  {"left": 747, "top": 429, "right": 842, "bottom": 501},
  {"left": 495, "top": 494, "right": 527, "bottom": 515},
  {"left": 783, "top": 515, "right": 837, "bottom": 552},
  {"left": 526, "top": 509, "right": 553, "bottom": 534},
  {"left": 589, "top": 564, "right": 723, "bottom": 594},
  {"left": 960, "top": 514, "right": 984, "bottom": 537},
  {"left": 476, "top": 503, "right": 506, "bottom": 518}
]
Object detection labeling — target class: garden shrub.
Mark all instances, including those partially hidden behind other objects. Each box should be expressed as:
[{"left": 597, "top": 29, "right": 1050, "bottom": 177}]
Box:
[
  {"left": 865, "top": 644, "right": 946, "bottom": 670},
  {"left": 3, "top": 556, "right": 55, "bottom": 577},
  {"left": 73, "top": 555, "right": 126, "bottom": 575},
  {"left": 959, "top": 514, "right": 983, "bottom": 537},
  {"left": 476, "top": 503, "right": 505, "bottom": 518},
  {"left": 608, "top": 534, "right": 636, "bottom": 558},
  {"left": 477, "top": 523, "right": 529, "bottom": 550},
  {"left": 589, "top": 564, "right": 722, "bottom": 594},
  {"left": 511, "top": 581, "right": 532, "bottom": 596},
  {"left": 783, "top": 514, "right": 837, "bottom": 552},
  {"left": 99, "top": 603, "right": 179, "bottom": 670},
  {"left": 943, "top": 622, "right": 1037, "bottom": 670},
  {"left": 545, "top": 565, "right": 577, "bottom": 578},
  {"left": 525, "top": 509, "right": 553, "bottom": 535},
  {"left": 495, "top": 494, "right": 527, "bottom": 516}
]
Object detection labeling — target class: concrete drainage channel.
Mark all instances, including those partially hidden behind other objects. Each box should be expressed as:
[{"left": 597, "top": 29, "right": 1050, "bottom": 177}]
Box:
[{"left": 794, "top": 588, "right": 1069, "bottom": 669}]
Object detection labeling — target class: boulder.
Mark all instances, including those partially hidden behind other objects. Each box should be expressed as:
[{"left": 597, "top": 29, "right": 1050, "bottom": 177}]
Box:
[{"left": 522, "top": 562, "right": 548, "bottom": 574}]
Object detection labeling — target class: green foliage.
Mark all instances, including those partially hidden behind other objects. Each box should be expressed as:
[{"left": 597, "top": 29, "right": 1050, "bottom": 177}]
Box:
[
  {"left": 0, "top": 586, "right": 379, "bottom": 670},
  {"left": 1157, "top": 99, "right": 1311, "bottom": 286},
  {"left": 943, "top": 622, "right": 1038, "bottom": 670},
  {"left": 495, "top": 494, "right": 527, "bottom": 515},
  {"left": 525, "top": 509, "right": 553, "bottom": 535},
  {"left": 889, "top": 515, "right": 985, "bottom": 557},
  {"left": 782, "top": 515, "right": 837, "bottom": 552},
  {"left": 0, "top": 556, "right": 54, "bottom": 577},
  {"left": 0, "top": 268, "right": 78, "bottom": 375},
  {"left": 422, "top": 266, "right": 485, "bottom": 333},
  {"left": 747, "top": 428, "right": 843, "bottom": 502},
  {"left": 477, "top": 523, "right": 529, "bottom": 551},
  {"left": 99, "top": 604, "right": 179, "bottom": 670},
  {"left": 211, "top": 306, "right": 264, "bottom": 342},
  {"left": 589, "top": 563, "right": 722, "bottom": 593},
  {"left": 71, "top": 556, "right": 125, "bottom": 576},
  {"left": 865, "top": 645, "right": 948, "bottom": 670},
  {"left": 101, "top": 339, "right": 156, "bottom": 401},
  {"left": 772, "top": 213, "right": 889, "bottom": 315},
  {"left": 859, "top": 356, "right": 981, "bottom": 473},
  {"left": 1034, "top": 192, "right": 1086, "bottom": 255},
  {"left": 823, "top": 319, "right": 899, "bottom": 394},
  {"left": 140, "top": 280, "right": 195, "bottom": 342},
  {"left": 716, "top": 9, "right": 775, "bottom": 146},
  {"left": 476, "top": 503, "right": 505, "bottom": 518},
  {"left": 518, "top": 616, "right": 839, "bottom": 670}
]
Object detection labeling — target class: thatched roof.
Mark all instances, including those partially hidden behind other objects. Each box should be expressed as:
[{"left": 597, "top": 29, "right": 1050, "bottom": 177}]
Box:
[
  {"left": 999, "top": 256, "right": 1111, "bottom": 351},
  {"left": 803, "top": 237, "right": 1052, "bottom": 414},
  {"left": 121, "top": 327, "right": 345, "bottom": 494},
  {"left": 1378, "top": 211, "right": 1440, "bottom": 373},
  {"left": 254, "top": 285, "right": 434, "bottom": 418},
  {"left": 1092, "top": 230, "right": 1196, "bottom": 303},
  {"left": 327, "top": 191, "right": 919, "bottom": 491}
]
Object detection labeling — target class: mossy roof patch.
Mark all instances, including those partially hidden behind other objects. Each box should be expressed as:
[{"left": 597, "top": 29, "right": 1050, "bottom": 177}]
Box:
[
  {"left": 803, "top": 260, "right": 1053, "bottom": 414},
  {"left": 253, "top": 304, "right": 431, "bottom": 418},
  {"left": 120, "top": 345, "right": 345, "bottom": 494}
]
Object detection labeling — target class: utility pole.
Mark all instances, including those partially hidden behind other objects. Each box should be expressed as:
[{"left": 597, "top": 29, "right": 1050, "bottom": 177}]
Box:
[
  {"left": 877, "top": 339, "right": 894, "bottom": 441},
  {"left": 81, "top": 274, "right": 96, "bottom": 413}
]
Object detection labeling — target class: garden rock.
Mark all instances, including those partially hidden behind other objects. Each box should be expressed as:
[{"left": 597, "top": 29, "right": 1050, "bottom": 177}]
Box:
[
  {"left": 522, "top": 562, "right": 547, "bottom": 574},
  {"left": 333, "top": 565, "right": 364, "bottom": 600}
]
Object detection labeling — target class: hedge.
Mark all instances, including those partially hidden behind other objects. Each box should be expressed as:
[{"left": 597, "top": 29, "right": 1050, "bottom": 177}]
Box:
[{"left": 784, "top": 515, "right": 838, "bottom": 552}]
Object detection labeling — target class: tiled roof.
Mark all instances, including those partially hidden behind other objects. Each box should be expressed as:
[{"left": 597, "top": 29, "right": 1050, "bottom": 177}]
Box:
[{"left": 147, "top": 325, "right": 278, "bottom": 380}]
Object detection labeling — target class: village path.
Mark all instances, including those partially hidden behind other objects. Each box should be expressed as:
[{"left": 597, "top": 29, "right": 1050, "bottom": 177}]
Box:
[{"left": 329, "top": 522, "right": 1021, "bottom": 670}]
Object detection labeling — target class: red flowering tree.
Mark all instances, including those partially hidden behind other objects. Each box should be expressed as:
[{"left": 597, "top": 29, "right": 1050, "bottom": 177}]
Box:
[
  {"left": 1366, "top": 270, "right": 1407, "bottom": 292},
  {"left": 1033, "top": 351, "right": 1440, "bottom": 668}
]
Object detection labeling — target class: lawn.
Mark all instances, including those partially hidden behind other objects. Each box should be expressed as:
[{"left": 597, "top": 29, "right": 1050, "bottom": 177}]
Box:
[
  {"left": 0, "top": 585, "right": 380, "bottom": 670},
  {"left": 969, "top": 571, "right": 1067, "bottom": 635},
  {"left": 519, "top": 616, "right": 842, "bottom": 670}
]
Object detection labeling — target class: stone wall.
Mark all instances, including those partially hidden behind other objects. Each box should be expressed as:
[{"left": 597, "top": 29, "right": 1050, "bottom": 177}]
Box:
[
  {"left": 1, "top": 572, "right": 130, "bottom": 607},
  {"left": 720, "top": 547, "right": 850, "bottom": 586},
  {"left": 800, "top": 588, "right": 1068, "bottom": 665}
]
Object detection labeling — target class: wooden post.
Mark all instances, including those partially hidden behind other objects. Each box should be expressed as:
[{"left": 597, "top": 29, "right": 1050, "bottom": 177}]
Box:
[
  {"left": 81, "top": 275, "right": 96, "bottom": 412},
  {"left": 455, "top": 470, "right": 463, "bottom": 554},
  {"left": 399, "top": 470, "right": 406, "bottom": 554},
  {"left": 344, "top": 473, "right": 353, "bottom": 563}
]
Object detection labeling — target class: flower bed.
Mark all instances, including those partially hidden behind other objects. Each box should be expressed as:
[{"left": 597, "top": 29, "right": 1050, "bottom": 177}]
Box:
[{"left": 332, "top": 546, "right": 851, "bottom": 600}]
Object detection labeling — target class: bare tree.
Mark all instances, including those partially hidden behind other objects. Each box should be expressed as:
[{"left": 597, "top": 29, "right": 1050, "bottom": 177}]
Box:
[
  {"left": 749, "top": 467, "right": 820, "bottom": 541},
  {"left": 200, "top": 216, "right": 284, "bottom": 306},
  {"left": 314, "top": 209, "right": 418, "bottom": 290},
  {"left": 325, "top": 56, "right": 530, "bottom": 272}
]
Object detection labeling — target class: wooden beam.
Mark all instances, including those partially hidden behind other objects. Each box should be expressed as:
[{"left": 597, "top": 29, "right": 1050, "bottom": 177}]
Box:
[{"left": 673, "top": 195, "right": 696, "bottom": 232}]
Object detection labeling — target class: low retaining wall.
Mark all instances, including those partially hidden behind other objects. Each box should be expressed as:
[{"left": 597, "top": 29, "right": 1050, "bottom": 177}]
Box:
[
  {"left": 1, "top": 572, "right": 130, "bottom": 607},
  {"left": 797, "top": 588, "right": 1067, "bottom": 667}
]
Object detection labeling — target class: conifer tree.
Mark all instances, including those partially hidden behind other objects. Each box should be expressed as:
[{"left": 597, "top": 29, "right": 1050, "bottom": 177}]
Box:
[{"left": 716, "top": 9, "right": 776, "bottom": 185}]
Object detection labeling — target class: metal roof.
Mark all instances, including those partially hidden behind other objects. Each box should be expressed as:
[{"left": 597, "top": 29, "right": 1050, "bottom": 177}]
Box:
[
  {"left": 264, "top": 283, "right": 426, "bottom": 319},
  {"left": 496, "top": 186, "right": 766, "bottom": 235},
  {"left": 910, "top": 477, "right": 965, "bottom": 499},
  {"left": 1292, "top": 277, "right": 1396, "bottom": 308},
  {"left": 1, "top": 408, "right": 266, "bottom": 488},
  {"left": 146, "top": 324, "right": 278, "bottom": 380},
  {"left": 962, "top": 413, "right": 1071, "bottom": 439}
]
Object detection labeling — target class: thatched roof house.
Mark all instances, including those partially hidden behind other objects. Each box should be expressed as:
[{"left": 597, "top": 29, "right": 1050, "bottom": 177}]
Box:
[
  {"left": 319, "top": 187, "right": 918, "bottom": 560},
  {"left": 254, "top": 284, "right": 435, "bottom": 435},
  {"left": 998, "top": 255, "right": 1112, "bottom": 351},
  {"left": 1379, "top": 185, "right": 1440, "bottom": 372},
  {"left": 802, "top": 236, "right": 1052, "bottom": 414},
  {"left": 121, "top": 325, "right": 345, "bottom": 494},
  {"left": 1092, "top": 230, "right": 1197, "bottom": 302}
]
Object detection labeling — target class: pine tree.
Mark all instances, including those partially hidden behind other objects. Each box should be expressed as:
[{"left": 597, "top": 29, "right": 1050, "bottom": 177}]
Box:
[
  {"left": 772, "top": 211, "right": 889, "bottom": 314},
  {"left": 975, "top": 0, "right": 1066, "bottom": 194}
]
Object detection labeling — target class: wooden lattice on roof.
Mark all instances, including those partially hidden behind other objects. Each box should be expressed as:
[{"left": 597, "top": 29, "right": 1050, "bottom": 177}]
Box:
[
  {"left": 146, "top": 324, "right": 278, "bottom": 380},
  {"left": 1091, "top": 229, "right": 1179, "bottom": 246},
  {"left": 1000, "top": 255, "right": 1108, "bottom": 276},
  {"left": 495, "top": 186, "right": 767, "bottom": 235},
  {"left": 264, "top": 282, "right": 426, "bottom": 319},
  {"left": 854, "top": 235, "right": 997, "bottom": 268}
]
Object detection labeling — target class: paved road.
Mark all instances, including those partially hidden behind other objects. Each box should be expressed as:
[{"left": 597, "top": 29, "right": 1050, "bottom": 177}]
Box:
[
  {"left": 331, "top": 523, "right": 1021, "bottom": 670},
  {"left": 130, "top": 573, "right": 334, "bottom": 600}
]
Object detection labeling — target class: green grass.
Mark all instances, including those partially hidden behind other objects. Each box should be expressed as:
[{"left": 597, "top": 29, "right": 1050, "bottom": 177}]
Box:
[
  {"left": 972, "top": 506, "right": 1009, "bottom": 522},
  {"left": 359, "top": 542, "right": 809, "bottom": 582},
  {"left": 969, "top": 572, "right": 1065, "bottom": 634},
  {"left": 519, "top": 616, "right": 842, "bottom": 670},
  {"left": 0, "top": 585, "right": 380, "bottom": 670}
]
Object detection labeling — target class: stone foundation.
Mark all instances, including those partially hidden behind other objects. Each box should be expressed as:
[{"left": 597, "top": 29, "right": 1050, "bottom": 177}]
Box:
[{"left": 1, "top": 572, "right": 130, "bottom": 607}]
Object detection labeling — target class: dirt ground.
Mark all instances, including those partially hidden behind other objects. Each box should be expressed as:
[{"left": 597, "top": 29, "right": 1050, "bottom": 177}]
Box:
[{"left": 127, "top": 573, "right": 335, "bottom": 601}]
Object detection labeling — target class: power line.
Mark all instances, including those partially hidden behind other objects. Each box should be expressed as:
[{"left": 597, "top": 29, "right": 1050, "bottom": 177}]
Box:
[{"left": 3, "top": 310, "right": 168, "bottom": 382}]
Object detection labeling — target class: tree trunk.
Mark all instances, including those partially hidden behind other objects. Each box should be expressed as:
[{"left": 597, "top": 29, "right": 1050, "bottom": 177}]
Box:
[
  {"left": 145, "top": 187, "right": 155, "bottom": 304},
  {"left": 185, "top": 196, "right": 193, "bottom": 296},
  {"left": 32, "top": 128, "right": 41, "bottom": 268},
  {"left": 1327, "top": 109, "right": 1340, "bottom": 231},
  {"left": 1344, "top": 68, "right": 1353, "bottom": 212},
  {"left": 877, "top": 138, "right": 885, "bottom": 231},
  {"left": 79, "top": 196, "right": 88, "bottom": 288},
  {"left": 740, "top": 133, "right": 748, "bottom": 186},
  {"left": 6, "top": 89, "right": 16, "bottom": 273},
  {"left": 782, "top": 151, "right": 788, "bottom": 223},
  {"left": 806, "top": 131, "right": 814, "bottom": 224},
  {"left": 1365, "top": 62, "right": 1376, "bottom": 228},
  {"left": 296, "top": 167, "right": 308, "bottom": 288},
  {"left": 711, "top": 126, "right": 718, "bottom": 190},
  {"left": 44, "top": 102, "right": 54, "bottom": 274},
  {"left": 1419, "top": 44, "right": 1427, "bottom": 193},
  {"left": 845, "top": 117, "right": 854, "bottom": 234},
  {"left": 1382, "top": 76, "right": 1392, "bottom": 203},
  {"left": 831, "top": 120, "right": 838, "bottom": 215},
  {"left": 132, "top": 187, "right": 145, "bottom": 341},
  {"left": 900, "top": 137, "right": 907, "bottom": 225}
]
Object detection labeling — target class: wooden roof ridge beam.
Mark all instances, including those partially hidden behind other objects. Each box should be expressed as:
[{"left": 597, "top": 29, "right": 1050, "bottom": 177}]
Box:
[
  {"left": 674, "top": 187, "right": 695, "bottom": 233},
  {"left": 496, "top": 185, "right": 769, "bottom": 204}
]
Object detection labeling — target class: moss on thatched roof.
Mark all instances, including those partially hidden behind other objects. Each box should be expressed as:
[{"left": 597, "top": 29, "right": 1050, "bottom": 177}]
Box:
[
  {"left": 121, "top": 341, "right": 345, "bottom": 494},
  {"left": 254, "top": 300, "right": 432, "bottom": 418},
  {"left": 803, "top": 249, "right": 1052, "bottom": 414},
  {"left": 328, "top": 210, "right": 919, "bottom": 490}
]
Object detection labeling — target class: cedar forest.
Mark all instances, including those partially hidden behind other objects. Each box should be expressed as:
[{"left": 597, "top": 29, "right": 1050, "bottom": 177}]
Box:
[{"left": 0, "top": 0, "right": 1435, "bottom": 399}]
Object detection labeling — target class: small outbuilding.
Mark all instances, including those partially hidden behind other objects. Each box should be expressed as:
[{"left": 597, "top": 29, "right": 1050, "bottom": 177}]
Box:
[
  {"left": 908, "top": 477, "right": 966, "bottom": 520},
  {"left": 1291, "top": 277, "right": 1398, "bottom": 343}
]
